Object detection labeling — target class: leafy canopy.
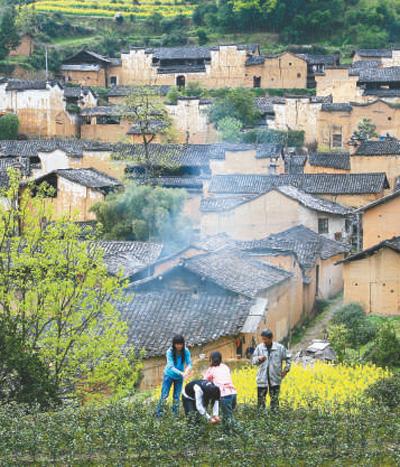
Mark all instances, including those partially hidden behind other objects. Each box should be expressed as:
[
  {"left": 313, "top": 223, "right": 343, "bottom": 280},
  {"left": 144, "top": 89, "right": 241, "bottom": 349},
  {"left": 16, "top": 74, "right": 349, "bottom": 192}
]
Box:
[{"left": 0, "top": 170, "right": 141, "bottom": 403}]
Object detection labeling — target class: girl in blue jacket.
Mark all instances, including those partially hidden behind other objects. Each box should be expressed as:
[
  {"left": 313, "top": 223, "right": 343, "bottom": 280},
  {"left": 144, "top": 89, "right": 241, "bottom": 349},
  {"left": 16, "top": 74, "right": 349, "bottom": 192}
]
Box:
[{"left": 156, "top": 334, "right": 192, "bottom": 416}]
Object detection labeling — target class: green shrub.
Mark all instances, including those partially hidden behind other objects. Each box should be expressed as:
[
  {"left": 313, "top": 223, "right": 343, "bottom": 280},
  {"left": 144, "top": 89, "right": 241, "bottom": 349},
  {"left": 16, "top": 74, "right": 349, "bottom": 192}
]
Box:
[
  {"left": 365, "top": 322, "right": 400, "bottom": 368},
  {"left": 332, "top": 303, "right": 376, "bottom": 348},
  {"left": 366, "top": 373, "right": 400, "bottom": 409},
  {"left": 0, "top": 113, "right": 19, "bottom": 140}
]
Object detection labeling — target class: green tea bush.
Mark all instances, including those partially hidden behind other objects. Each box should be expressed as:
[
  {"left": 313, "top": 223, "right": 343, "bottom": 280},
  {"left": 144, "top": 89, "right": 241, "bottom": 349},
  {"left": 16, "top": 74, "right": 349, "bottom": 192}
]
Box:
[
  {"left": 0, "top": 400, "right": 398, "bottom": 465},
  {"left": 332, "top": 303, "right": 376, "bottom": 347},
  {"left": 366, "top": 373, "right": 400, "bottom": 409}
]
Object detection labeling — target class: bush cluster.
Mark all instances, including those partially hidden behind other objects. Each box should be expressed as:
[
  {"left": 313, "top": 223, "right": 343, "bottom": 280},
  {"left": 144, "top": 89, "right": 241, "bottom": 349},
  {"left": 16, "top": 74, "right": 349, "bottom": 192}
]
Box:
[{"left": 0, "top": 400, "right": 399, "bottom": 464}]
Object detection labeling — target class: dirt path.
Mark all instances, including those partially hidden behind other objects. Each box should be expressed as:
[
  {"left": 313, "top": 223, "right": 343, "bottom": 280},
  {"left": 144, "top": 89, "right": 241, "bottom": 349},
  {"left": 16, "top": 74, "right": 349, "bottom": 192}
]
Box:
[{"left": 289, "top": 296, "right": 342, "bottom": 354}]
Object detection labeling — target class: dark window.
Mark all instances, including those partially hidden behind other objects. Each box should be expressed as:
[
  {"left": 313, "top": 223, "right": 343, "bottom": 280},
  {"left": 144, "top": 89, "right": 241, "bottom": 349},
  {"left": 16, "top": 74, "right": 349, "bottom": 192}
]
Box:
[
  {"left": 334, "top": 232, "right": 342, "bottom": 241},
  {"left": 345, "top": 218, "right": 352, "bottom": 233},
  {"left": 176, "top": 75, "right": 185, "bottom": 88},
  {"left": 297, "top": 73, "right": 301, "bottom": 78},
  {"left": 253, "top": 76, "right": 261, "bottom": 88},
  {"left": 332, "top": 133, "right": 342, "bottom": 148},
  {"left": 110, "top": 76, "right": 117, "bottom": 86},
  {"left": 97, "top": 115, "right": 121, "bottom": 125},
  {"left": 318, "top": 218, "right": 329, "bottom": 234}
]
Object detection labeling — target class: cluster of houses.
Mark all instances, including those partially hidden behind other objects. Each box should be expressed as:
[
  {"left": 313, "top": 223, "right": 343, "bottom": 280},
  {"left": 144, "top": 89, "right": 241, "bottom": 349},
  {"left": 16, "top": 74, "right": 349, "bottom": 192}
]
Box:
[{"left": 1, "top": 43, "right": 400, "bottom": 387}]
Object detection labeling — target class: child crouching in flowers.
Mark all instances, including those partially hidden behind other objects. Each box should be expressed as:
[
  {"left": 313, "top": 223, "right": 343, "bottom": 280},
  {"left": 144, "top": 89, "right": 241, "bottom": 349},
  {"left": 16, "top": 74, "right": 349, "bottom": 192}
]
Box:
[
  {"left": 156, "top": 334, "right": 192, "bottom": 417},
  {"left": 204, "top": 351, "right": 238, "bottom": 430}
]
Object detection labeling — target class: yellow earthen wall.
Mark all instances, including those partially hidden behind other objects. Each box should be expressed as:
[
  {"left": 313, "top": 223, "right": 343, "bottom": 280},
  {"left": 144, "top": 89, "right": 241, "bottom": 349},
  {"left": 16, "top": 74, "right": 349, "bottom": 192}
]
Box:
[
  {"left": 343, "top": 247, "right": 400, "bottom": 315},
  {"left": 315, "top": 69, "right": 360, "bottom": 103},
  {"left": 63, "top": 69, "right": 107, "bottom": 87},
  {"left": 351, "top": 155, "right": 400, "bottom": 189}
]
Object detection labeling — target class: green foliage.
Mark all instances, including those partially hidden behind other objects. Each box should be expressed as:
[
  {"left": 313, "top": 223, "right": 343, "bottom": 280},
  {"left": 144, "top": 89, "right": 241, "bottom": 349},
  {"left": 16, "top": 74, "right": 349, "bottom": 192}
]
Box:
[
  {"left": 196, "top": 28, "right": 208, "bottom": 45},
  {"left": 366, "top": 373, "right": 400, "bottom": 409},
  {"left": 365, "top": 322, "right": 400, "bottom": 368},
  {"left": 217, "top": 116, "right": 243, "bottom": 142},
  {"left": 0, "top": 6, "right": 20, "bottom": 60},
  {"left": 352, "top": 118, "right": 379, "bottom": 142},
  {"left": 209, "top": 88, "right": 261, "bottom": 128},
  {"left": 0, "top": 320, "right": 59, "bottom": 408},
  {"left": 332, "top": 303, "right": 377, "bottom": 348},
  {"left": 0, "top": 401, "right": 398, "bottom": 464},
  {"left": 0, "top": 170, "right": 141, "bottom": 403},
  {"left": 91, "top": 182, "right": 191, "bottom": 248},
  {"left": 0, "top": 114, "right": 19, "bottom": 140},
  {"left": 66, "top": 103, "right": 80, "bottom": 114},
  {"left": 328, "top": 324, "right": 349, "bottom": 363}
]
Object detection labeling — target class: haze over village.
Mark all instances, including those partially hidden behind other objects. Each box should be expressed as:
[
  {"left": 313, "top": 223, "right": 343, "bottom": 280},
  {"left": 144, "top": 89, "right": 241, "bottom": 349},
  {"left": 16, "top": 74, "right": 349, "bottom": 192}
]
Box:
[{"left": 0, "top": 1, "right": 399, "bottom": 462}]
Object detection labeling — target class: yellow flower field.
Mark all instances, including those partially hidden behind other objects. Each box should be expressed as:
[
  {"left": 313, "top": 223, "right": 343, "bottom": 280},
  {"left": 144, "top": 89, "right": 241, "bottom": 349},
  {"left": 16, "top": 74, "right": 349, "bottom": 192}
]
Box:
[
  {"left": 30, "top": 0, "right": 194, "bottom": 18},
  {"left": 232, "top": 362, "right": 391, "bottom": 410}
]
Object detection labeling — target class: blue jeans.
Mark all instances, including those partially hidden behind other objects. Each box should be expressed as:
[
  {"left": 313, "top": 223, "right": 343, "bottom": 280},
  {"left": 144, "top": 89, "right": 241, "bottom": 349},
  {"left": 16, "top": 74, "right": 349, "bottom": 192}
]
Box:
[
  {"left": 156, "top": 375, "right": 183, "bottom": 416},
  {"left": 221, "top": 394, "right": 238, "bottom": 432}
]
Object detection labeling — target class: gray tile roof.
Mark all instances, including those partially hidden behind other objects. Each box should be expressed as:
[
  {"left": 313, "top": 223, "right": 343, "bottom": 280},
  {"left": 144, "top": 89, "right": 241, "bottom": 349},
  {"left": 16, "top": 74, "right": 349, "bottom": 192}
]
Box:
[
  {"left": 55, "top": 168, "right": 122, "bottom": 192},
  {"left": 107, "top": 85, "right": 170, "bottom": 97},
  {"left": 321, "top": 103, "right": 352, "bottom": 112},
  {"left": 355, "top": 49, "right": 392, "bottom": 58},
  {"left": 61, "top": 64, "right": 101, "bottom": 72},
  {"left": 200, "top": 196, "right": 257, "bottom": 212},
  {"left": 80, "top": 106, "right": 120, "bottom": 117},
  {"left": 276, "top": 185, "right": 351, "bottom": 215},
  {"left": 395, "top": 177, "right": 400, "bottom": 191},
  {"left": 152, "top": 46, "right": 211, "bottom": 60},
  {"left": 349, "top": 60, "right": 381, "bottom": 76},
  {"left": 208, "top": 173, "right": 388, "bottom": 195},
  {"left": 338, "top": 236, "right": 400, "bottom": 264},
  {"left": 183, "top": 249, "right": 292, "bottom": 298},
  {"left": 358, "top": 66, "right": 400, "bottom": 83},
  {"left": 285, "top": 154, "right": 307, "bottom": 174},
  {"left": 64, "top": 86, "right": 94, "bottom": 98},
  {"left": 237, "top": 225, "right": 350, "bottom": 270},
  {"left": 133, "top": 175, "right": 206, "bottom": 190},
  {"left": 255, "top": 96, "right": 285, "bottom": 113},
  {"left": 95, "top": 241, "right": 163, "bottom": 278},
  {"left": 192, "top": 234, "right": 237, "bottom": 252},
  {"left": 5, "top": 79, "right": 49, "bottom": 91},
  {"left": 118, "top": 289, "right": 255, "bottom": 357},
  {"left": 354, "top": 139, "right": 400, "bottom": 156},
  {"left": 127, "top": 120, "right": 168, "bottom": 135},
  {"left": 245, "top": 55, "right": 266, "bottom": 66},
  {"left": 308, "top": 152, "right": 351, "bottom": 170},
  {"left": 363, "top": 88, "right": 400, "bottom": 97},
  {"left": 297, "top": 54, "right": 339, "bottom": 66}
]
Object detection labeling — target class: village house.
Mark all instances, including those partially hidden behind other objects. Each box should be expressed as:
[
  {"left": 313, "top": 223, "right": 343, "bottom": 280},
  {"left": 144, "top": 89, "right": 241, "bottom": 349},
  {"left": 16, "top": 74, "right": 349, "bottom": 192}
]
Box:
[
  {"left": 317, "top": 100, "right": 400, "bottom": 150},
  {"left": 201, "top": 184, "right": 352, "bottom": 241},
  {"left": 25, "top": 167, "right": 122, "bottom": 221},
  {"left": 61, "top": 50, "right": 122, "bottom": 87},
  {"left": 352, "top": 48, "right": 400, "bottom": 67},
  {"left": 107, "top": 85, "right": 170, "bottom": 105},
  {"left": 338, "top": 236, "right": 400, "bottom": 315},
  {"left": 60, "top": 46, "right": 336, "bottom": 90},
  {"left": 95, "top": 240, "right": 163, "bottom": 281},
  {"left": 118, "top": 287, "right": 265, "bottom": 388},
  {"left": 355, "top": 190, "right": 400, "bottom": 250},
  {"left": 206, "top": 172, "right": 389, "bottom": 207},
  {"left": 351, "top": 139, "right": 400, "bottom": 189},
  {"left": 0, "top": 79, "right": 97, "bottom": 138},
  {"left": 237, "top": 225, "right": 350, "bottom": 315}
]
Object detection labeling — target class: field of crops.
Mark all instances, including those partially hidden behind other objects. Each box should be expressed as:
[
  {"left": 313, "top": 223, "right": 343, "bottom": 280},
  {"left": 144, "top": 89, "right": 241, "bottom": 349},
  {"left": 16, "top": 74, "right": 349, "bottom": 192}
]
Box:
[{"left": 32, "top": 0, "right": 194, "bottom": 18}]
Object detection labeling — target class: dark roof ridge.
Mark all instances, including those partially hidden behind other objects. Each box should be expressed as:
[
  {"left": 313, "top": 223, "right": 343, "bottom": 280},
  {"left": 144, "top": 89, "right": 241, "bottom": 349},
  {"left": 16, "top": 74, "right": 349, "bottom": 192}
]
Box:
[{"left": 337, "top": 236, "right": 400, "bottom": 264}]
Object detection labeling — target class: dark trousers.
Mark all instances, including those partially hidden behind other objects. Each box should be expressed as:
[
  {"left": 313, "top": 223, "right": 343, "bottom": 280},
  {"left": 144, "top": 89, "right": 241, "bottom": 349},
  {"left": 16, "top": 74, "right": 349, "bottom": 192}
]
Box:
[
  {"left": 182, "top": 395, "right": 202, "bottom": 424},
  {"left": 257, "top": 385, "right": 280, "bottom": 410}
]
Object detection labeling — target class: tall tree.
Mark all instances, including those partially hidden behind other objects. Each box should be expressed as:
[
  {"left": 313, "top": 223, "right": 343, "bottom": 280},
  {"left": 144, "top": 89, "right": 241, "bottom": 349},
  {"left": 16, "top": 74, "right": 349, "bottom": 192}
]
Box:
[
  {"left": 118, "top": 88, "right": 174, "bottom": 178},
  {"left": 0, "top": 170, "right": 141, "bottom": 402},
  {"left": 0, "top": 6, "right": 20, "bottom": 60}
]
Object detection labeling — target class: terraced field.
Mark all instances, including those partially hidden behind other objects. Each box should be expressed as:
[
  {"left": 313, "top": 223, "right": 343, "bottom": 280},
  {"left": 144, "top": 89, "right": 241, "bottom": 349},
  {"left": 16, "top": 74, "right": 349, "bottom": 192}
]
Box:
[{"left": 32, "top": 0, "right": 194, "bottom": 18}]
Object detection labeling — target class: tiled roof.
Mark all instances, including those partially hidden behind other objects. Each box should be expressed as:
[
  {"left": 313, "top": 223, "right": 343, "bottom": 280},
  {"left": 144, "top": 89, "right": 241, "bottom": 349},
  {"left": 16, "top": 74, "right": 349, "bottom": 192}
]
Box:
[
  {"left": 321, "top": 103, "right": 352, "bottom": 112},
  {"left": 255, "top": 96, "right": 285, "bottom": 113},
  {"left": 95, "top": 241, "right": 163, "bottom": 278},
  {"left": 6, "top": 80, "right": 48, "bottom": 91},
  {"left": 338, "top": 236, "right": 400, "bottom": 264},
  {"left": 308, "top": 152, "right": 351, "bottom": 170},
  {"left": 245, "top": 55, "right": 266, "bottom": 66},
  {"left": 55, "top": 168, "right": 122, "bottom": 192},
  {"left": 358, "top": 67, "right": 400, "bottom": 83},
  {"left": 64, "top": 86, "right": 93, "bottom": 98},
  {"left": 276, "top": 186, "right": 351, "bottom": 215},
  {"left": 200, "top": 196, "right": 257, "bottom": 212},
  {"left": 297, "top": 54, "right": 339, "bottom": 66},
  {"left": 192, "top": 234, "right": 237, "bottom": 252},
  {"left": 107, "top": 85, "right": 170, "bottom": 97},
  {"left": 133, "top": 175, "right": 205, "bottom": 190},
  {"left": 151, "top": 46, "right": 211, "bottom": 60},
  {"left": 127, "top": 120, "right": 168, "bottom": 135},
  {"left": 354, "top": 139, "right": 400, "bottom": 156},
  {"left": 285, "top": 154, "right": 307, "bottom": 174},
  {"left": 118, "top": 289, "right": 254, "bottom": 357},
  {"left": 355, "top": 49, "right": 392, "bottom": 58},
  {"left": 61, "top": 64, "right": 101, "bottom": 72},
  {"left": 80, "top": 106, "right": 120, "bottom": 117},
  {"left": 183, "top": 249, "right": 292, "bottom": 298},
  {"left": 237, "top": 225, "right": 350, "bottom": 270},
  {"left": 349, "top": 60, "right": 381, "bottom": 76},
  {"left": 157, "top": 65, "right": 206, "bottom": 74},
  {"left": 208, "top": 173, "right": 388, "bottom": 195},
  {"left": 363, "top": 88, "right": 400, "bottom": 97},
  {"left": 395, "top": 177, "right": 400, "bottom": 191}
]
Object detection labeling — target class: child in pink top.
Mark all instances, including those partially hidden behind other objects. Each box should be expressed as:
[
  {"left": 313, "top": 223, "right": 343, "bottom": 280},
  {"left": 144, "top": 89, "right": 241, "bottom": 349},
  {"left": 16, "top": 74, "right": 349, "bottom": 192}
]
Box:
[{"left": 204, "top": 352, "right": 237, "bottom": 428}]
